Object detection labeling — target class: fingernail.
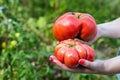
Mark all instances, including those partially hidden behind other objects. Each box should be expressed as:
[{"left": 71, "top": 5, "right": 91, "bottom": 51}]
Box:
[
  {"left": 53, "top": 60, "right": 56, "bottom": 64},
  {"left": 79, "top": 59, "right": 85, "bottom": 65},
  {"left": 49, "top": 57, "right": 53, "bottom": 61}
]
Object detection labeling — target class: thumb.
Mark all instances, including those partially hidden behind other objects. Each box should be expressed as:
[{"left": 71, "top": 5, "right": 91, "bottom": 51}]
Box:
[{"left": 78, "top": 59, "right": 93, "bottom": 69}]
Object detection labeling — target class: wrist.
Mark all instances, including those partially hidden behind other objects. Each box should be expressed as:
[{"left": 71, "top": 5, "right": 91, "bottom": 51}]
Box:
[
  {"left": 103, "top": 56, "right": 120, "bottom": 75},
  {"left": 103, "top": 59, "right": 116, "bottom": 75},
  {"left": 93, "top": 60, "right": 112, "bottom": 75},
  {"left": 97, "top": 19, "right": 120, "bottom": 38},
  {"left": 96, "top": 25, "right": 103, "bottom": 38},
  {"left": 104, "top": 60, "right": 114, "bottom": 75},
  {"left": 97, "top": 23, "right": 109, "bottom": 38},
  {"left": 94, "top": 60, "right": 107, "bottom": 74}
]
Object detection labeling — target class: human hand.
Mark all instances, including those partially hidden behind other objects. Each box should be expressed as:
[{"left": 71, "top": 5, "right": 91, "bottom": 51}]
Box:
[
  {"left": 82, "top": 18, "right": 120, "bottom": 44},
  {"left": 49, "top": 55, "right": 106, "bottom": 74}
]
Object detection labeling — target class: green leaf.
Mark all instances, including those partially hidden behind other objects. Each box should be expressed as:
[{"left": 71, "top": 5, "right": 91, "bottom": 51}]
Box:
[{"left": 37, "top": 17, "right": 46, "bottom": 28}]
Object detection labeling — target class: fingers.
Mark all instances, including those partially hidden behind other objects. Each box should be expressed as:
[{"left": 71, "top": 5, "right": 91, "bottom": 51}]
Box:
[
  {"left": 49, "top": 55, "right": 60, "bottom": 65},
  {"left": 74, "top": 38, "right": 91, "bottom": 45},
  {"left": 49, "top": 56, "right": 97, "bottom": 73},
  {"left": 78, "top": 59, "right": 106, "bottom": 74},
  {"left": 49, "top": 55, "right": 71, "bottom": 70},
  {"left": 78, "top": 59, "right": 93, "bottom": 69},
  {"left": 75, "top": 39, "right": 87, "bottom": 44},
  {"left": 49, "top": 55, "right": 84, "bottom": 72},
  {"left": 49, "top": 55, "right": 55, "bottom": 62}
]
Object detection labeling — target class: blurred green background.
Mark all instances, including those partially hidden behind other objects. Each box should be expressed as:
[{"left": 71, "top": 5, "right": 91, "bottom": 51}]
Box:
[{"left": 0, "top": 0, "right": 120, "bottom": 80}]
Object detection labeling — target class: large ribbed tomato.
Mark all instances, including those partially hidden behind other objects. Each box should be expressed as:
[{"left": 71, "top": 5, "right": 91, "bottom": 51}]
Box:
[
  {"left": 54, "top": 39, "right": 95, "bottom": 68},
  {"left": 53, "top": 12, "right": 97, "bottom": 41}
]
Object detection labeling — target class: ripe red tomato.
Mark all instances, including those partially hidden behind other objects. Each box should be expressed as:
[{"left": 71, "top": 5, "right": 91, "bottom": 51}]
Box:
[
  {"left": 53, "top": 12, "right": 80, "bottom": 41},
  {"left": 53, "top": 12, "right": 97, "bottom": 41},
  {"left": 54, "top": 39, "right": 95, "bottom": 68}
]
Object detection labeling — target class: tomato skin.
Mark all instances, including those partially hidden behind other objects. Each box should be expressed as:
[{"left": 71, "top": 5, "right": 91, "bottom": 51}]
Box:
[
  {"left": 75, "top": 45, "right": 87, "bottom": 59},
  {"left": 82, "top": 44, "right": 95, "bottom": 61},
  {"left": 54, "top": 39, "right": 95, "bottom": 68},
  {"left": 78, "top": 13, "right": 97, "bottom": 41},
  {"left": 53, "top": 12, "right": 97, "bottom": 41},
  {"left": 53, "top": 12, "right": 80, "bottom": 41},
  {"left": 64, "top": 48, "right": 79, "bottom": 68},
  {"left": 55, "top": 47, "right": 65, "bottom": 63}
]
